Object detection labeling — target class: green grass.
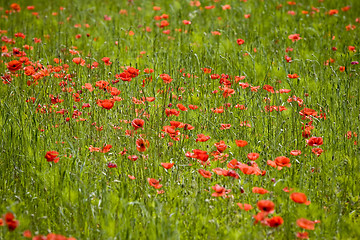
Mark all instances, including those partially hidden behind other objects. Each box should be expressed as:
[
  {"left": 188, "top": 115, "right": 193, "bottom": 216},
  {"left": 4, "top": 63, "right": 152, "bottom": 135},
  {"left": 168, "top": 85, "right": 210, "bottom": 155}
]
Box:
[{"left": 0, "top": 0, "right": 359, "bottom": 239}]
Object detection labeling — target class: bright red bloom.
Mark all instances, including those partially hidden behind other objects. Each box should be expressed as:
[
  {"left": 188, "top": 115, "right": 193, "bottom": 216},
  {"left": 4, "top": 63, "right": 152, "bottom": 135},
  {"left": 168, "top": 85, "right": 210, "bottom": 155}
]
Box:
[
  {"left": 237, "top": 38, "right": 245, "bottom": 45},
  {"left": 198, "top": 169, "right": 212, "bottom": 179},
  {"left": 290, "top": 192, "right": 311, "bottom": 205},
  {"left": 296, "top": 232, "right": 309, "bottom": 239},
  {"left": 296, "top": 218, "right": 317, "bottom": 230},
  {"left": 45, "top": 151, "right": 59, "bottom": 163},
  {"left": 211, "top": 184, "right": 231, "bottom": 197},
  {"left": 290, "top": 150, "right": 302, "bottom": 156},
  {"left": 214, "top": 140, "right": 227, "bottom": 152},
  {"left": 288, "top": 73, "right": 299, "bottom": 78},
  {"left": 4, "top": 212, "right": 19, "bottom": 231},
  {"left": 131, "top": 118, "right": 145, "bottom": 130},
  {"left": 247, "top": 152, "right": 260, "bottom": 161},
  {"left": 196, "top": 134, "right": 211, "bottom": 142},
  {"left": 7, "top": 60, "right": 22, "bottom": 72},
  {"left": 306, "top": 137, "right": 323, "bottom": 146},
  {"left": 160, "top": 74, "right": 173, "bottom": 83},
  {"left": 300, "top": 108, "right": 317, "bottom": 117},
  {"left": 274, "top": 156, "right": 291, "bottom": 168},
  {"left": 136, "top": 138, "right": 149, "bottom": 152},
  {"left": 257, "top": 200, "right": 275, "bottom": 213},
  {"left": 235, "top": 140, "right": 248, "bottom": 147},
  {"left": 161, "top": 162, "right": 174, "bottom": 169},
  {"left": 72, "top": 57, "right": 85, "bottom": 66},
  {"left": 237, "top": 203, "right": 253, "bottom": 211},
  {"left": 288, "top": 34, "right": 301, "bottom": 42},
  {"left": 128, "top": 155, "right": 138, "bottom": 161},
  {"left": 101, "top": 144, "right": 112, "bottom": 153},
  {"left": 97, "top": 99, "right": 114, "bottom": 110},
  {"left": 312, "top": 148, "right": 323, "bottom": 157},
  {"left": 252, "top": 187, "right": 269, "bottom": 194},
  {"left": 147, "top": 178, "right": 162, "bottom": 189},
  {"left": 107, "top": 162, "right": 117, "bottom": 168},
  {"left": 266, "top": 216, "right": 283, "bottom": 227}
]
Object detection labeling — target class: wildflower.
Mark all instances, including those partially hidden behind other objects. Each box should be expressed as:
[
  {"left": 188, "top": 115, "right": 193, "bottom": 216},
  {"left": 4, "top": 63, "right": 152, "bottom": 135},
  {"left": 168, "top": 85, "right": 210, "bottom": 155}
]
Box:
[
  {"left": 288, "top": 34, "right": 301, "bottom": 42},
  {"left": 161, "top": 162, "right": 174, "bottom": 169},
  {"left": 237, "top": 203, "right": 253, "bottom": 211},
  {"left": 290, "top": 150, "right": 302, "bottom": 156},
  {"left": 97, "top": 99, "right": 114, "bottom": 110},
  {"left": 274, "top": 156, "right": 291, "bottom": 168},
  {"left": 290, "top": 192, "right": 311, "bottom": 205},
  {"left": 257, "top": 200, "right": 275, "bottom": 213},
  {"left": 235, "top": 140, "right": 248, "bottom": 147},
  {"left": 296, "top": 218, "right": 319, "bottom": 230},
  {"left": 306, "top": 137, "right": 323, "bottom": 146},
  {"left": 147, "top": 178, "right": 162, "bottom": 189},
  {"left": 266, "top": 216, "right": 284, "bottom": 227},
  {"left": 252, "top": 187, "right": 269, "bottom": 194},
  {"left": 198, "top": 169, "right": 212, "bottom": 179},
  {"left": 131, "top": 118, "right": 145, "bottom": 130},
  {"left": 247, "top": 152, "right": 260, "bottom": 161},
  {"left": 237, "top": 38, "right": 245, "bottom": 45},
  {"left": 214, "top": 140, "right": 227, "bottom": 152},
  {"left": 7, "top": 60, "right": 22, "bottom": 72},
  {"left": 136, "top": 138, "right": 149, "bottom": 152},
  {"left": 45, "top": 151, "right": 59, "bottom": 163},
  {"left": 211, "top": 184, "right": 231, "bottom": 197}
]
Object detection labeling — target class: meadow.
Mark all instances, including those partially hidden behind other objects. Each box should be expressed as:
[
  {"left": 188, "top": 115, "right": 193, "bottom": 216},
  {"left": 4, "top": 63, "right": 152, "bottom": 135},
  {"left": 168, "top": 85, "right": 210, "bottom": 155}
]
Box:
[{"left": 0, "top": 0, "right": 359, "bottom": 239}]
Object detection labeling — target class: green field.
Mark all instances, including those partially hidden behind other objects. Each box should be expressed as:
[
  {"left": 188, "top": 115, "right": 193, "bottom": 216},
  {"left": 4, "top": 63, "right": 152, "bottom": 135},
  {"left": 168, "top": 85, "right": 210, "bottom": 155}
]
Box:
[{"left": 0, "top": 0, "right": 359, "bottom": 239}]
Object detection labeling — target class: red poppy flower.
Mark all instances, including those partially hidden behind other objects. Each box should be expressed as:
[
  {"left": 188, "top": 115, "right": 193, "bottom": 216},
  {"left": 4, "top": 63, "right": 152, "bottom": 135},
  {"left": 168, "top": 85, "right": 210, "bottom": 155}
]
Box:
[
  {"left": 196, "top": 134, "right": 211, "bottom": 142},
  {"left": 257, "top": 200, "right": 275, "bottom": 213},
  {"left": 237, "top": 39, "right": 245, "bottom": 45},
  {"left": 128, "top": 155, "right": 138, "bottom": 161},
  {"left": 312, "top": 148, "right": 323, "bottom": 157},
  {"left": 235, "top": 140, "right": 248, "bottom": 147},
  {"left": 160, "top": 74, "right": 173, "bottom": 83},
  {"left": 288, "top": 73, "right": 299, "bottom": 78},
  {"left": 147, "top": 178, "right": 162, "bottom": 189},
  {"left": 247, "top": 152, "right": 260, "bottom": 161},
  {"left": 296, "top": 232, "right": 309, "bottom": 239},
  {"left": 237, "top": 203, "right": 253, "bottom": 211},
  {"left": 136, "top": 138, "right": 149, "bottom": 152},
  {"left": 107, "top": 162, "right": 117, "bottom": 168},
  {"left": 214, "top": 140, "right": 227, "bottom": 152},
  {"left": 252, "top": 187, "right": 269, "bottom": 194},
  {"left": 131, "top": 118, "right": 145, "bottom": 130},
  {"left": 274, "top": 156, "right": 291, "bottom": 168},
  {"left": 97, "top": 99, "right": 114, "bottom": 110},
  {"left": 7, "top": 60, "right": 22, "bottom": 72},
  {"left": 299, "top": 108, "right": 318, "bottom": 117},
  {"left": 211, "top": 184, "right": 231, "bottom": 197},
  {"left": 198, "top": 169, "right": 212, "bottom": 179},
  {"left": 72, "top": 57, "right": 85, "bottom": 66},
  {"left": 306, "top": 137, "right": 323, "bottom": 146},
  {"left": 128, "top": 175, "right": 136, "bottom": 180},
  {"left": 189, "top": 105, "right": 198, "bottom": 110},
  {"left": 253, "top": 211, "right": 268, "bottom": 224},
  {"left": 288, "top": 34, "right": 301, "bottom": 42},
  {"left": 296, "top": 218, "right": 317, "bottom": 230},
  {"left": 176, "top": 104, "right": 188, "bottom": 111},
  {"left": 266, "top": 216, "right": 284, "bottom": 227},
  {"left": 101, "top": 144, "right": 112, "bottom": 153},
  {"left": 161, "top": 162, "right": 174, "bottom": 169},
  {"left": 290, "top": 150, "right": 302, "bottom": 156},
  {"left": 45, "top": 151, "right": 59, "bottom": 163},
  {"left": 290, "top": 192, "right": 311, "bottom": 205},
  {"left": 4, "top": 212, "right": 19, "bottom": 231}
]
